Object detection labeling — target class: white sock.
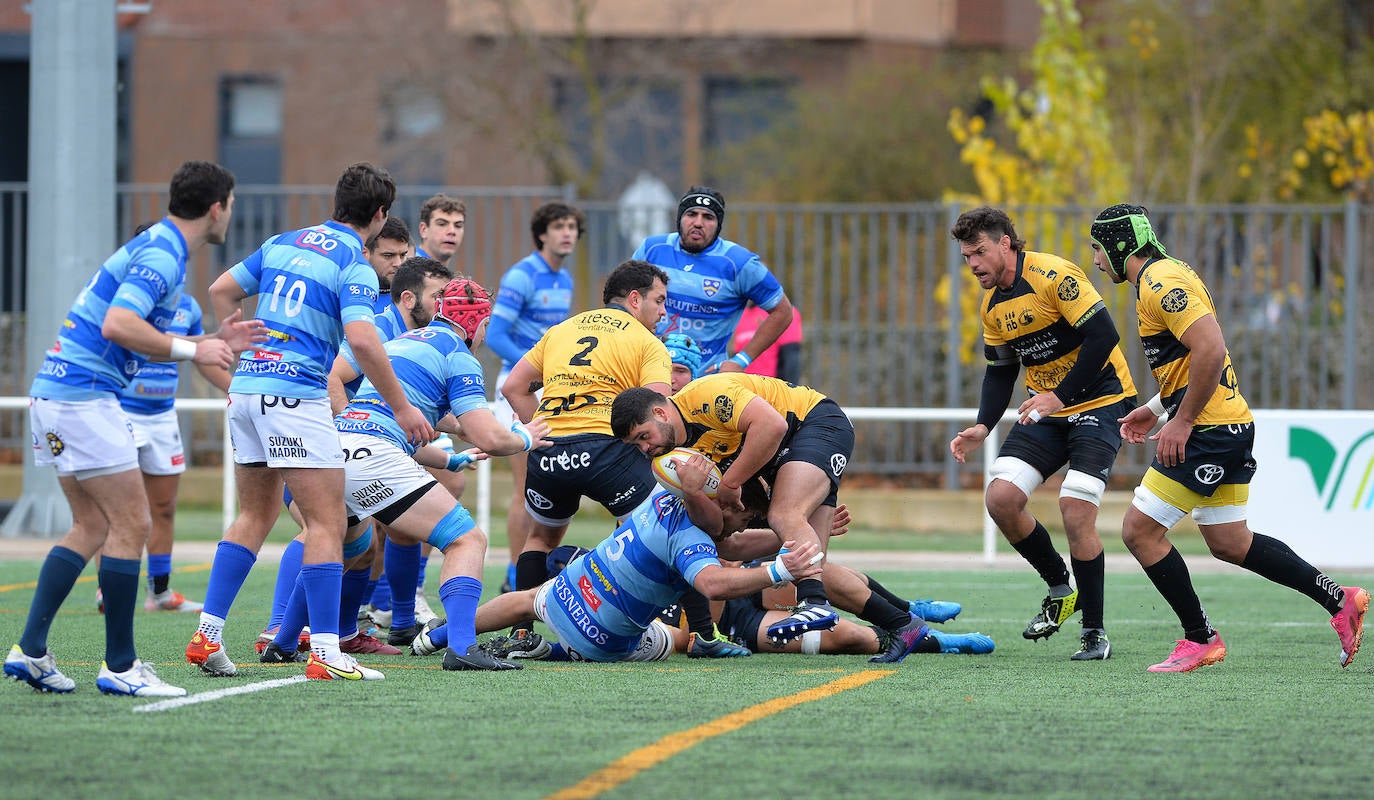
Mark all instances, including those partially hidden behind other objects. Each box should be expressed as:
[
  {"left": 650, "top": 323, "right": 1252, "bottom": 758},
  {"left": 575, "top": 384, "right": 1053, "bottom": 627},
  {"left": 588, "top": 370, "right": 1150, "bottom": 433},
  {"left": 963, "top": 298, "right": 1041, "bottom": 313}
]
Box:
[
  {"left": 310, "top": 633, "right": 341, "bottom": 661},
  {"left": 197, "top": 613, "right": 226, "bottom": 643}
]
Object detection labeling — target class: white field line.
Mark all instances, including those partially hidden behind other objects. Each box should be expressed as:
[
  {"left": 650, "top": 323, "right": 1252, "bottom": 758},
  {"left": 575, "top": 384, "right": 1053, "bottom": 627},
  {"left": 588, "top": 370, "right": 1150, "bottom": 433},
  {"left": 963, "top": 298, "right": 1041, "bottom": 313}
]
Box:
[{"left": 132, "top": 675, "right": 309, "bottom": 713}]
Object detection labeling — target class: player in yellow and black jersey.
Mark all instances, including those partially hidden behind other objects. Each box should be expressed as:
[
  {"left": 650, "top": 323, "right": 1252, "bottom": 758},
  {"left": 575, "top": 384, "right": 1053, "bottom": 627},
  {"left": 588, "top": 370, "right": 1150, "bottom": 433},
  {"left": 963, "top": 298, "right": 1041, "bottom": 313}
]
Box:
[
  {"left": 499, "top": 259, "right": 673, "bottom": 626},
  {"left": 611, "top": 374, "right": 938, "bottom": 663},
  {"left": 949, "top": 207, "right": 1138, "bottom": 662},
  {"left": 1091, "top": 204, "right": 1366, "bottom": 672}
]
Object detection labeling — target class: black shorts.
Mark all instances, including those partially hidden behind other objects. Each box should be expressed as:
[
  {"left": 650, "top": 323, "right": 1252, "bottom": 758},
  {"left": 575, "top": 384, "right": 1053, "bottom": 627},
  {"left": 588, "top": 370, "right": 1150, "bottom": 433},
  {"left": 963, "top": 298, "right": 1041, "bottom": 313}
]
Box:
[
  {"left": 1152, "top": 421, "right": 1257, "bottom": 497},
  {"left": 523, "top": 433, "right": 657, "bottom": 524},
  {"left": 718, "top": 595, "right": 767, "bottom": 653},
  {"left": 999, "top": 398, "right": 1133, "bottom": 480},
  {"left": 764, "top": 399, "right": 854, "bottom": 507}
]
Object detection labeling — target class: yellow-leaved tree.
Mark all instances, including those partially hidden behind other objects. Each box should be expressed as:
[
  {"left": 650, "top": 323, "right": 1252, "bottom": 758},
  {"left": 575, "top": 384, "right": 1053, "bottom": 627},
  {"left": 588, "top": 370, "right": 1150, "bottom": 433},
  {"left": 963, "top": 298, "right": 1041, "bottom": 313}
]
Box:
[{"left": 940, "top": 0, "right": 1129, "bottom": 362}]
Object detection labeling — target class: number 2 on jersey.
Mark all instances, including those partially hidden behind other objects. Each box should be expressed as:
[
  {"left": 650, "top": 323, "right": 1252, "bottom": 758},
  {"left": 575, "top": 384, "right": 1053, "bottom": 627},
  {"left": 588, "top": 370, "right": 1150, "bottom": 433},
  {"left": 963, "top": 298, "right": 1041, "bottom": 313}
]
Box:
[{"left": 569, "top": 336, "right": 598, "bottom": 366}]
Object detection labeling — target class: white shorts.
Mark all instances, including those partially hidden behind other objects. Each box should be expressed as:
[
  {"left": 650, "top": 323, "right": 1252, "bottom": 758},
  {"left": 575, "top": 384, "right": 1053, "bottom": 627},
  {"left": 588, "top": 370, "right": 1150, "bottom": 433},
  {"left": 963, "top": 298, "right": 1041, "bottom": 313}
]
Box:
[
  {"left": 128, "top": 408, "right": 186, "bottom": 476},
  {"left": 227, "top": 393, "right": 343, "bottom": 469},
  {"left": 490, "top": 367, "right": 541, "bottom": 428},
  {"left": 340, "top": 432, "right": 436, "bottom": 520},
  {"left": 30, "top": 397, "right": 138, "bottom": 477}
]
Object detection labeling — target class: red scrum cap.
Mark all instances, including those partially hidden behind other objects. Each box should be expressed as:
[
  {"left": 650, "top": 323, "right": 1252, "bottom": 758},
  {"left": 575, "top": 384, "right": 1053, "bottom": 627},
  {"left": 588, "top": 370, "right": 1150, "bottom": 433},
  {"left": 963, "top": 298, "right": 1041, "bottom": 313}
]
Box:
[{"left": 434, "top": 278, "right": 492, "bottom": 342}]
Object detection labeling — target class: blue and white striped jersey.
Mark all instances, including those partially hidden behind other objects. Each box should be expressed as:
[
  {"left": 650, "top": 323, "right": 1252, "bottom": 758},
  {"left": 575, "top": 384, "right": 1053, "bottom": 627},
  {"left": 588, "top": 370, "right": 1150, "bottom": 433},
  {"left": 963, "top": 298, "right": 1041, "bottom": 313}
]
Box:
[
  {"left": 548, "top": 490, "right": 719, "bottom": 660},
  {"left": 119, "top": 293, "right": 205, "bottom": 415},
  {"left": 337, "top": 292, "right": 407, "bottom": 397},
  {"left": 632, "top": 233, "right": 785, "bottom": 370},
  {"left": 30, "top": 218, "right": 190, "bottom": 401},
  {"left": 226, "top": 221, "right": 378, "bottom": 400},
  {"left": 334, "top": 320, "right": 488, "bottom": 455},
  {"left": 488, "top": 251, "right": 574, "bottom": 369}
]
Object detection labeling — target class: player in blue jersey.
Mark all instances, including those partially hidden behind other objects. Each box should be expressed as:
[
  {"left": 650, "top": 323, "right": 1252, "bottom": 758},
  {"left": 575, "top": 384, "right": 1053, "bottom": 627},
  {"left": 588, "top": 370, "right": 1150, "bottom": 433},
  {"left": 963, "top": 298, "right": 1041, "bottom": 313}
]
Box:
[
  {"left": 268, "top": 278, "right": 553, "bottom": 671},
  {"left": 6, "top": 161, "right": 265, "bottom": 697},
  {"left": 633, "top": 186, "right": 794, "bottom": 373},
  {"left": 470, "top": 457, "right": 824, "bottom": 663},
  {"left": 250, "top": 256, "right": 455, "bottom": 658},
  {"left": 414, "top": 194, "right": 465, "bottom": 269},
  {"left": 365, "top": 215, "right": 413, "bottom": 339},
  {"left": 114, "top": 291, "right": 231, "bottom": 613},
  {"left": 487, "top": 201, "right": 585, "bottom": 593},
  {"left": 189, "top": 162, "right": 434, "bottom": 683}
]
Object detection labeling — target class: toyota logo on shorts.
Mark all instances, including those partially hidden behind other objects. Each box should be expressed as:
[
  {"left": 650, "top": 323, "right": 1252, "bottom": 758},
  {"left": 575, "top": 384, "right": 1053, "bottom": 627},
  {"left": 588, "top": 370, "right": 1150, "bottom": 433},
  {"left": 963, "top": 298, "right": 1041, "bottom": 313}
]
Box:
[
  {"left": 526, "top": 489, "right": 554, "bottom": 510},
  {"left": 830, "top": 453, "right": 848, "bottom": 477},
  {"left": 1194, "top": 464, "right": 1224, "bottom": 485}
]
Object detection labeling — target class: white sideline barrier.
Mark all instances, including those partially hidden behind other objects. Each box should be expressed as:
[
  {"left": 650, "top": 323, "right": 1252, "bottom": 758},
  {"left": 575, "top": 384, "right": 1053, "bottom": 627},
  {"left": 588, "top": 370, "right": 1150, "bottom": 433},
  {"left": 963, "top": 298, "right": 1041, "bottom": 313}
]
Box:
[{"left": 20, "top": 399, "right": 1369, "bottom": 566}]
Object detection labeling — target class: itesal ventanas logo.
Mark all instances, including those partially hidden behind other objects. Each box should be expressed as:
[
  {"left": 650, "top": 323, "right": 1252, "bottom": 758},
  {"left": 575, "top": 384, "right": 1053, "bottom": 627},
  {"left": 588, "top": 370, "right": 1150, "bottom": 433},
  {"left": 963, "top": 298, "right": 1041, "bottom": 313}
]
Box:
[{"left": 1289, "top": 427, "right": 1374, "bottom": 512}]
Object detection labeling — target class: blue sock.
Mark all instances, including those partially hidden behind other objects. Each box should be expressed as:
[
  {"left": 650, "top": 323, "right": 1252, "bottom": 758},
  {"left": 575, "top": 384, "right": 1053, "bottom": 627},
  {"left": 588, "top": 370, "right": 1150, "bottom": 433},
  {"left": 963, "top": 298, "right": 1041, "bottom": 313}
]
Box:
[
  {"left": 147, "top": 553, "right": 172, "bottom": 582},
  {"left": 203, "top": 541, "right": 258, "bottom": 619},
  {"left": 438, "top": 575, "right": 482, "bottom": 652},
  {"left": 506, "top": 562, "right": 517, "bottom": 589},
  {"left": 386, "top": 540, "right": 421, "bottom": 629},
  {"left": 371, "top": 574, "right": 392, "bottom": 612},
  {"left": 545, "top": 642, "right": 571, "bottom": 661},
  {"left": 268, "top": 539, "right": 305, "bottom": 630},
  {"left": 99, "top": 556, "right": 141, "bottom": 672},
  {"left": 417, "top": 556, "right": 431, "bottom": 593},
  {"left": 18, "top": 546, "right": 86, "bottom": 657},
  {"left": 273, "top": 576, "right": 309, "bottom": 652},
  {"left": 300, "top": 562, "right": 344, "bottom": 639},
  {"left": 338, "top": 568, "right": 370, "bottom": 639},
  {"left": 427, "top": 622, "right": 449, "bottom": 649},
  {"left": 361, "top": 578, "right": 378, "bottom": 606}
]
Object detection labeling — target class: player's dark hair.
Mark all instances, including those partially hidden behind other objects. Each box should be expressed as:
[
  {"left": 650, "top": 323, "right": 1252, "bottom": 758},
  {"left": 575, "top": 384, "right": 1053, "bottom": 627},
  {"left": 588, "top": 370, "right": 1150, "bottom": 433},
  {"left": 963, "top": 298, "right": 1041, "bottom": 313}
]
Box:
[
  {"left": 530, "top": 201, "right": 586, "bottom": 250},
  {"left": 333, "top": 162, "right": 396, "bottom": 228},
  {"left": 602, "top": 259, "right": 668, "bottom": 305},
  {"left": 167, "top": 160, "right": 235, "bottom": 219},
  {"left": 610, "top": 386, "right": 669, "bottom": 439},
  {"left": 950, "top": 206, "right": 1025, "bottom": 252},
  {"left": 420, "top": 194, "right": 466, "bottom": 226},
  {"left": 366, "top": 215, "right": 412, "bottom": 250},
  {"left": 739, "top": 477, "right": 769, "bottom": 516},
  {"left": 390, "top": 256, "right": 453, "bottom": 302}
]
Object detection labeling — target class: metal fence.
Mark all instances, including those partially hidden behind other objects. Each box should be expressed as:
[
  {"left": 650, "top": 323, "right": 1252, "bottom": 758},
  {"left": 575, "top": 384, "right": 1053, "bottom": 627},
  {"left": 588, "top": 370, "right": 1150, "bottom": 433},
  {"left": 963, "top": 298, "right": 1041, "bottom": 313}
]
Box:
[{"left": 1, "top": 186, "right": 1368, "bottom": 485}]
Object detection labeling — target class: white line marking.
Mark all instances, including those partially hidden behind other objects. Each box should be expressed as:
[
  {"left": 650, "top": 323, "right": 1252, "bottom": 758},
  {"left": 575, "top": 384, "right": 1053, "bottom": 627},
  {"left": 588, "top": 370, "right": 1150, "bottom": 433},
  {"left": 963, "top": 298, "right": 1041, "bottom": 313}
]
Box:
[{"left": 132, "top": 675, "right": 308, "bottom": 713}]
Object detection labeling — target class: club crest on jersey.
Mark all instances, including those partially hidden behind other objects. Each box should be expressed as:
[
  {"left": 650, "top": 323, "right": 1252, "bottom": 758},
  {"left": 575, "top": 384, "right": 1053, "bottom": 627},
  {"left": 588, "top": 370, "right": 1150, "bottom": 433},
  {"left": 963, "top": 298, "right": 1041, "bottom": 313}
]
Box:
[
  {"left": 45, "top": 432, "right": 64, "bottom": 457},
  {"left": 701, "top": 278, "right": 722, "bottom": 298},
  {"left": 1019, "top": 310, "right": 1034, "bottom": 327},
  {"left": 1057, "top": 276, "right": 1080, "bottom": 302},
  {"left": 713, "top": 394, "right": 734, "bottom": 423},
  {"left": 1162, "top": 287, "right": 1189, "bottom": 313}
]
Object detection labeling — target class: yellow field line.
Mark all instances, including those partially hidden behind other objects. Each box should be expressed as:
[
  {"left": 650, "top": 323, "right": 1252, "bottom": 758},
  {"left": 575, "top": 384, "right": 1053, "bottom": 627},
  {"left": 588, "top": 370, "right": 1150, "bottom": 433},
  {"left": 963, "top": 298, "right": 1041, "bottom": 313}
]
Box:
[
  {"left": 545, "top": 669, "right": 895, "bottom": 800},
  {"left": 0, "top": 562, "right": 211, "bottom": 594}
]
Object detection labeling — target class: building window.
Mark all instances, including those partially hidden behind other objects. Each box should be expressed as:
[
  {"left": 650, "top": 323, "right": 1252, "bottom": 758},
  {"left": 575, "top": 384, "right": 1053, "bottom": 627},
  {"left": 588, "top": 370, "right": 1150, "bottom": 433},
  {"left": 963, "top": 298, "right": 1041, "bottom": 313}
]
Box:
[
  {"left": 219, "top": 76, "right": 282, "bottom": 263},
  {"left": 381, "top": 85, "right": 445, "bottom": 186},
  {"left": 704, "top": 76, "right": 791, "bottom": 185},
  {"left": 553, "top": 77, "right": 683, "bottom": 198}
]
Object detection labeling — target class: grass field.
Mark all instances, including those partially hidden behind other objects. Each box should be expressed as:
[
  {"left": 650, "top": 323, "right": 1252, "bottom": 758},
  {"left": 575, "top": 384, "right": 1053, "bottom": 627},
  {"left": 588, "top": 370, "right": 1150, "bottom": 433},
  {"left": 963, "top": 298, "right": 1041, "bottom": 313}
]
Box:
[{"left": 2, "top": 515, "right": 1370, "bottom": 799}]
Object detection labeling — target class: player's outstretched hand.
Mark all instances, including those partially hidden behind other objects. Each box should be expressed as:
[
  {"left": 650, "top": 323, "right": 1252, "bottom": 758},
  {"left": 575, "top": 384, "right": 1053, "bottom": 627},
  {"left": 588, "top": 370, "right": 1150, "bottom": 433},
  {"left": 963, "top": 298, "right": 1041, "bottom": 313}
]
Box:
[
  {"left": 1117, "top": 404, "right": 1160, "bottom": 445},
  {"left": 777, "top": 540, "right": 824, "bottom": 581},
  {"left": 949, "top": 424, "right": 989, "bottom": 464},
  {"left": 524, "top": 417, "right": 553, "bottom": 450},
  {"left": 214, "top": 308, "right": 269, "bottom": 353}
]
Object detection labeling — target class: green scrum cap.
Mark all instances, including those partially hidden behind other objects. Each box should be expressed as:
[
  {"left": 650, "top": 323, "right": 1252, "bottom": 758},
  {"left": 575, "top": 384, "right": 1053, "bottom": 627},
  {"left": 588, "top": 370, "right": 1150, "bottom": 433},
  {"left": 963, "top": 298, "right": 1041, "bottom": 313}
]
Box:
[{"left": 1090, "top": 204, "right": 1164, "bottom": 280}]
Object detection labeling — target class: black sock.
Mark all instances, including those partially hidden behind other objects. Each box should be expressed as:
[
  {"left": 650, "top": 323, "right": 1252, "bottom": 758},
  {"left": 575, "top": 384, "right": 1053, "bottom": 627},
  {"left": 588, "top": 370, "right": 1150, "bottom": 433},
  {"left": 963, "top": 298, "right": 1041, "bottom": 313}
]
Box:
[
  {"left": 858, "top": 591, "right": 911, "bottom": 631},
  {"left": 679, "top": 588, "right": 715, "bottom": 637},
  {"left": 865, "top": 575, "right": 908, "bottom": 609},
  {"left": 1010, "top": 521, "right": 1070, "bottom": 589},
  {"left": 1142, "top": 547, "right": 1212, "bottom": 643},
  {"left": 512, "top": 550, "right": 549, "bottom": 631},
  {"left": 151, "top": 573, "right": 170, "bottom": 595},
  {"left": 1241, "top": 533, "right": 1345, "bottom": 616},
  {"left": 795, "top": 578, "right": 828, "bottom": 606},
  {"left": 1071, "top": 553, "right": 1105, "bottom": 630}
]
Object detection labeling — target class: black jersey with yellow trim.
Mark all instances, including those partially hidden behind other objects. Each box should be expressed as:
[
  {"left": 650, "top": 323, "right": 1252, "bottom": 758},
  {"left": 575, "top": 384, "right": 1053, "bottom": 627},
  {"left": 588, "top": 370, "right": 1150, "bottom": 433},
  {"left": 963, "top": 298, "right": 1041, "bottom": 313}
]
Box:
[
  {"left": 1135, "top": 258, "right": 1251, "bottom": 425},
  {"left": 980, "top": 251, "right": 1136, "bottom": 415}
]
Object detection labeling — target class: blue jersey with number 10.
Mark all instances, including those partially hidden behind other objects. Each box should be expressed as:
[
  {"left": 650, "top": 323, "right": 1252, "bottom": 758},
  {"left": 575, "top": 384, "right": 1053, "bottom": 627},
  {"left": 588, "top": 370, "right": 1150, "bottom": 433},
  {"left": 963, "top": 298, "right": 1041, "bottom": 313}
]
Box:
[
  {"left": 334, "top": 321, "right": 488, "bottom": 455},
  {"left": 30, "top": 218, "right": 189, "bottom": 401},
  {"left": 227, "top": 220, "right": 378, "bottom": 400}
]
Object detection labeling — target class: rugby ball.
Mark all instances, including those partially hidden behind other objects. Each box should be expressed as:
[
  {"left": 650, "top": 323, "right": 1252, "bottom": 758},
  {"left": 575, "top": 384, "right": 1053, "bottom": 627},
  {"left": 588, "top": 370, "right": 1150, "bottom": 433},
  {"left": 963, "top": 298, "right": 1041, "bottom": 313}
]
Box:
[{"left": 651, "top": 447, "right": 722, "bottom": 499}]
